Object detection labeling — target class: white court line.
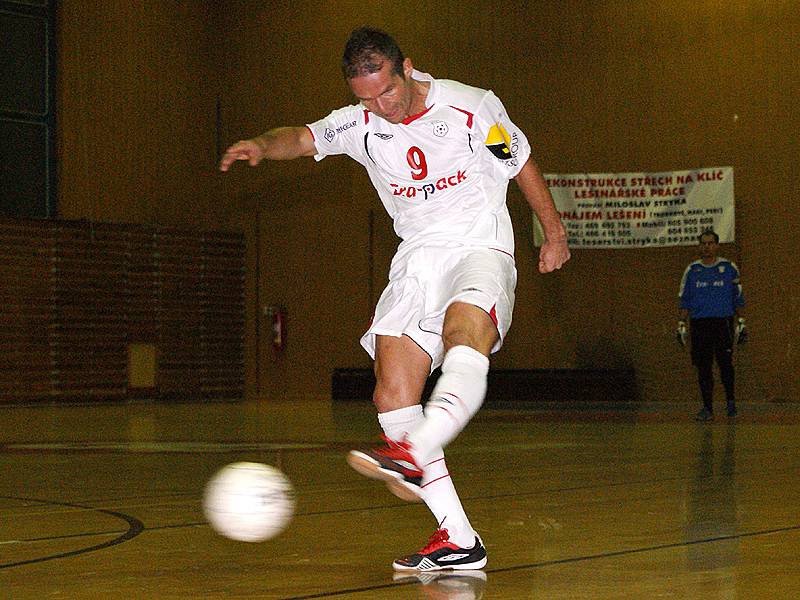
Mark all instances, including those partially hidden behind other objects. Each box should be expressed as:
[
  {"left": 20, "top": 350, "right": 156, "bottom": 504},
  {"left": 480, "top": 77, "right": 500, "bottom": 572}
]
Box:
[{"left": 4, "top": 441, "right": 326, "bottom": 453}]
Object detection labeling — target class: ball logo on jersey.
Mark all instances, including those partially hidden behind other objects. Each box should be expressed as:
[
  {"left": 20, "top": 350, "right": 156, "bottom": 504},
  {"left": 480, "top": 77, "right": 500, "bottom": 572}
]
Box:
[
  {"left": 432, "top": 121, "right": 449, "bottom": 137},
  {"left": 485, "top": 122, "right": 513, "bottom": 160}
]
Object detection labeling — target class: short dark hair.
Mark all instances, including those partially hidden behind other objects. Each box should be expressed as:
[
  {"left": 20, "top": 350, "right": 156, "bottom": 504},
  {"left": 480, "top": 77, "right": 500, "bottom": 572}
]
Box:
[
  {"left": 699, "top": 229, "right": 719, "bottom": 243},
  {"left": 341, "top": 26, "right": 405, "bottom": 80}
]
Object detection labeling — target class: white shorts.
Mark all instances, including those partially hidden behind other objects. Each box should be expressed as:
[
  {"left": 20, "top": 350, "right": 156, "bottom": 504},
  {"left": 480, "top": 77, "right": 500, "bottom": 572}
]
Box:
[{"left": 360, "top": 244, "right": 517, "bottom": 371}]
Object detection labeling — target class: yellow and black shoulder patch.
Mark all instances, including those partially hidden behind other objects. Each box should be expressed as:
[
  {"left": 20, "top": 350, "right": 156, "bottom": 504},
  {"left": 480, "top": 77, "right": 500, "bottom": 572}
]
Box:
[{"left": 485, "top": 122, "right": 512, "bottom": 160}]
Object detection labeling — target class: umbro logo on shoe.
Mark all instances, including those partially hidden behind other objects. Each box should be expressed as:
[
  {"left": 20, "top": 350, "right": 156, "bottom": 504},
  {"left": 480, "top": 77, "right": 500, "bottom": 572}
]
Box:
[{"left": 439, "top": 553, "right": 470, "bottom": 561}]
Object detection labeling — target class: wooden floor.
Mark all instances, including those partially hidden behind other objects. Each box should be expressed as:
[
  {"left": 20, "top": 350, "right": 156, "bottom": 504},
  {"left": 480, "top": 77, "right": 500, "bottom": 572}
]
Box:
[{"left": 2, "top": 399, "right": 800, "bottom": 599}]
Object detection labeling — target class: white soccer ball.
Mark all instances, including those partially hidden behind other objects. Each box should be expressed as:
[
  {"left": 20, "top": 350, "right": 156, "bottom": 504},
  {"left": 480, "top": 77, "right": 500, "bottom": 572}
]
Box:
[{"left": 203, "top": 462, "right": 295, "bottom": 542}]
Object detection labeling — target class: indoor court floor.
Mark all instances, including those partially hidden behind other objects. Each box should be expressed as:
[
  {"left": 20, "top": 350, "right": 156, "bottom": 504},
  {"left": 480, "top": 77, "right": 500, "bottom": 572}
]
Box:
[{"left": 2, "top": 398, "right": 800, "bottom": 599}]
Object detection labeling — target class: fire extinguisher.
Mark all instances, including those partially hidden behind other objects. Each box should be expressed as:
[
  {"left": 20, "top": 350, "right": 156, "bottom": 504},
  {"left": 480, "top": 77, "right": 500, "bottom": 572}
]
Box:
[{"left": 266, "top": 305, "right": 287, "bottom": 351}]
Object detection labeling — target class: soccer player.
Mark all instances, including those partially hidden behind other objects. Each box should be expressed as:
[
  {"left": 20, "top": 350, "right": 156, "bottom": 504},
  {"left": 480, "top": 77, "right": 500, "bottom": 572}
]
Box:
[
  {"left": 678, "top": 229, "right": 746, "bottom": 421},
  {"left": 220, "top": 27, "right": 570, "bottom": 571}
]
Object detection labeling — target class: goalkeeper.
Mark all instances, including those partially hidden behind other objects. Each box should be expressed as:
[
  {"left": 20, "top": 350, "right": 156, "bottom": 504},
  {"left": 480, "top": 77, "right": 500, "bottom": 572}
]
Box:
[{"left": 677, "top": 229, "right": 746, "bottom": 421}]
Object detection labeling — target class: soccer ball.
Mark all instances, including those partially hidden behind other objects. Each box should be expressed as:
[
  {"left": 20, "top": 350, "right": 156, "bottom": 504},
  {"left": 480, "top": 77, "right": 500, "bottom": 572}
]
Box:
[{"left": 203, "top": 462, "right": 295, "bottom": 542}]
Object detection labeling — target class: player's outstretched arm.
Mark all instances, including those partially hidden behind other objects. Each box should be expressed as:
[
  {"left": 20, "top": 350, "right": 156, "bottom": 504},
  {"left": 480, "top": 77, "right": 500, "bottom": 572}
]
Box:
[
  {"left": 514, "top": 157, "right": 570, "bottom": 273},
  {"left": 219, "top": 126, "right": 316, "bottom": 172}
]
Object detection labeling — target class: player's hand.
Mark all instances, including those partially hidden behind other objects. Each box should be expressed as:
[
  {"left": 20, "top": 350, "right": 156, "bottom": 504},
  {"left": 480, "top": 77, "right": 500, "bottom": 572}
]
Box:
[
  {"left": 735, "top": 317, "right": 747, "bottom": 345},
  {"left": 676, "top": 320, "right": 688, "bottom": 347},
  {"left": 538, "top": 238, "right": 570, "bottom": 273},
  {"left": 219, "top": 139, "right": 265, "bottom": 172}
]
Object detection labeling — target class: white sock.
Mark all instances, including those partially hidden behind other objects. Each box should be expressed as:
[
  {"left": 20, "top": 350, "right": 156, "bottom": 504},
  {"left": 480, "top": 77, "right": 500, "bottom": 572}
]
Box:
[
  {"left": 377, "top": 404, "right": 424, "bottom": 442},
  {"left": 377, "top": 404, "right": 476, "bottom": 548},
  {"left": 406, "top": 345, "right": 489, "bottom": 464},
  {"left": 420, "top": 448, "right": 476, "bottom": 547}
]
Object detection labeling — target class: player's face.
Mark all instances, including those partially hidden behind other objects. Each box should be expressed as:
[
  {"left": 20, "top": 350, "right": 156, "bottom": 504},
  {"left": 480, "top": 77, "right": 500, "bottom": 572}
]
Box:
[
  {"left": 699, "top": 234, "right": 719, "bottom": 260},
  {"left": 348, "top": 58, "right": 415, "bottom": 124}
]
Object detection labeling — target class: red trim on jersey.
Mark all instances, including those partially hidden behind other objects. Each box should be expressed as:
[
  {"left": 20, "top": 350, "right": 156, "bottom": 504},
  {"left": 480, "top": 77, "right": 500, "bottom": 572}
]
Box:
[
  {"left": 401, "top": 104, "right": 434, "bottom": 125},
  {"left": 449, "top": 106, "right": 474, "bottom": 128},
  {"left": 489, "top": 247, "right": 514, "bottom": 260},
  {"left": 489, "top": 304, "right": 498, "bottom": 327},
  {"left": 363, "top": 109, "right": 370, "bottom": 124},
  {"left": 305, "top": 125, "right": 315, "bottom": 141}
]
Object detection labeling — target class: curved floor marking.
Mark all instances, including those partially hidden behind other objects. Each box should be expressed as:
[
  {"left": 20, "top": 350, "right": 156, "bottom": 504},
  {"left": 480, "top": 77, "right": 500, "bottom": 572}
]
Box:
[{"left": 0, "top": 496, "right": 144, "bottom": 570}]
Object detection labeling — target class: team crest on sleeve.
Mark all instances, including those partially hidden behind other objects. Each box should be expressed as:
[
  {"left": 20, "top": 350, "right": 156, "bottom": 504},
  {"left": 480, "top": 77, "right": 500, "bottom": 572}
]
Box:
[{"left": 485, "top": 122, "right": 512, "bottom": 160}]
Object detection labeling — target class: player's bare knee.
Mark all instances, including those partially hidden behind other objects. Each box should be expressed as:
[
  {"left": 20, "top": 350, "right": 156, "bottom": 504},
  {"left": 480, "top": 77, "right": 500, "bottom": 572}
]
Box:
[
  {"left": 443, "top": 304, "right": 498, "bottom": 355},
  {"left": 441, "top": 324, "right": 473, "bottom": 350},
  {"left": 372, "top": 378, "right": 417, "bottom": 413}
]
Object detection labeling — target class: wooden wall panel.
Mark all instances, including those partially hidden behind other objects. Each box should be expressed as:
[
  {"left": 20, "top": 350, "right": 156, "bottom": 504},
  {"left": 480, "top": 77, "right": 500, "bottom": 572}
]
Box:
[
  {"left": 50, "top": 225, "right": 129, "bottom": 398},
  {"left": 0, "top": 220, "right": 53, "bottom": 399},
  {"left": 0, "top": 218, "right": 244, "bottom": 404},
  {"left": 201, "top": 236, "right": 247, "bottom": 397},
  {"left": 53, "top": 2, "right": 799, "bottom": 403},
  {"left": 212, "top": 1, "right": 799, "bottom": 403}
]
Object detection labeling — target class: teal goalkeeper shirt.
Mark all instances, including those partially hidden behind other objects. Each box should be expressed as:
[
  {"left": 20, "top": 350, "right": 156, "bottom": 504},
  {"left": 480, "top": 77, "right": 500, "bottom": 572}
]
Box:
[{"left": 679, "top": 258, "right": 745, "bottom": 319}]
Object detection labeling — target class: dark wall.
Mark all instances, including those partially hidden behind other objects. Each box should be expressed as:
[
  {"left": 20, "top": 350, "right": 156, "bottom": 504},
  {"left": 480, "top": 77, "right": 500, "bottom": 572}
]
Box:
[
  {"left": 56, "top": 1, "right": 800, "bottom": 403},
  {"left": 0, "top": 1, "right": 56, "bottom": 218}
]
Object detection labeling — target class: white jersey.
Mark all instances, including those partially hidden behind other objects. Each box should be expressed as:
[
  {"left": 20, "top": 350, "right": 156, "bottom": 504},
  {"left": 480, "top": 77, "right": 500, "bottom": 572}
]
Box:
[{"left": 307, "top": 70, "right": 531, "bottom": 255}]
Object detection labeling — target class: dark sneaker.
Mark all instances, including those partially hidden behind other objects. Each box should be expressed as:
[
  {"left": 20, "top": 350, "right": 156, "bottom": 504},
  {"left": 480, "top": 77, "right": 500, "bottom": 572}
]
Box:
[
  {"left": 393, "top": 569, "right": 487, "bottom": 599},
  {"left": 695, "top": 408, "right": 714, "bottom": 422},
  {"left": 727, "top": 402, "right": 737, "bottom": 417},
  {"left": 347, "top": 435, "right": 424, "bottom": 502},
  {"left": 392, "top": 528, "right": 487, "bottom": 571}
]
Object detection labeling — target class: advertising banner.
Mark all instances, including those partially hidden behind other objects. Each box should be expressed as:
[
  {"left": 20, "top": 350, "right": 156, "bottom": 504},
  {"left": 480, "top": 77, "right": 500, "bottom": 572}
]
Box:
[{"left": 534, "top": 167, "right": 734, "bottom": 248}]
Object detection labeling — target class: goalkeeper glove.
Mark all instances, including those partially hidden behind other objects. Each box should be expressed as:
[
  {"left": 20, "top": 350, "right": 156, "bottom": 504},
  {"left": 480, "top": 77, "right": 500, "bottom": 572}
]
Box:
[
  {"left": 676, "top": 320, "right": 688, "bottom": 347},
  {"left": 735, "top": 317, "right": 747, "bottom": 345}
]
